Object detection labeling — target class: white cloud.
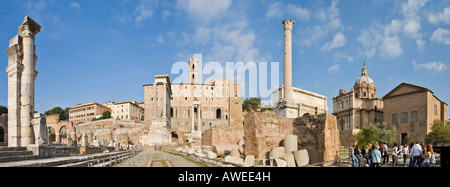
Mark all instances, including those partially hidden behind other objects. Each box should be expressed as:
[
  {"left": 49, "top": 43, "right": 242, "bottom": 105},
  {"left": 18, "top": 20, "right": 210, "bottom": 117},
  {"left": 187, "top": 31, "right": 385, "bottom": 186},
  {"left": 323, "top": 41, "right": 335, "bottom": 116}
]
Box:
[
  {"left": 430, "top": 28, "right": 450, "bottom": 45},
  {"left": 299, "top": 0, "right": 343, "bottom": 47},
  {"left": 357, "top": 0, "right": 429, "bottom": 58},
  {"left": 413, "top": 60, "right": 447, "bottom": 73},
  {"left": 321, "top": 32, "right": 346, "bottom": 51},
  {"left": 266, "top": 2, "right": 310, "bottom": 21},
  {"left": 134, "top": 0, "right": 157, "bottom": 24},
  {"left": 357, "top": 28, "right": 379, "bottom": 58},
  {"left": 380, "top": 36, "right": 403, "bottom": 58},
  {"left": 176, "top": 0, "right": 232, "bottom": 23},
  {"left": 333, "top": 53, "right": 354, "bottom": 63},
  {"left": 70, "top": 2, "right": 81, "bottom": 9},
  {"left": 327, "top": 64, "right": 340, "bottom": 73},
  {"left": 416, "top": 39, "right": 425, "bottom": 51},
  {"left": 428, "top": 7, "right": 450, "bottom": 25}
]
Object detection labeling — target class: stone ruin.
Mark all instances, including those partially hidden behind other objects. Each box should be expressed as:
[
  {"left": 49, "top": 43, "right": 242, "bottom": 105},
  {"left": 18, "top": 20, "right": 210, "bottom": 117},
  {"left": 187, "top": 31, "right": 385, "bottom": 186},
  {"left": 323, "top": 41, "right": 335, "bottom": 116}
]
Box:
[
  {"left": 242, "top": 111, "right": 340, "bottom": 167},
  {"left": 293, "top": 113, "right": 340, "bottom": 166},
  {"left": 170, "top": 111, "right": 339, "bottom": 167}
]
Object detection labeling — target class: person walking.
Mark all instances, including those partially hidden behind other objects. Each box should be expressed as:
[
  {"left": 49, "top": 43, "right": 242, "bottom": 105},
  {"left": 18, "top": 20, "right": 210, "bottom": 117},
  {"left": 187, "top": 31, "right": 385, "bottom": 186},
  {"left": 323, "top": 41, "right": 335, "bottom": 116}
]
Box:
[
  {"left": 402, "top": 144, "right": 409, "bottom": 167},
  {"left": 349, "top": 145, "right": 357, "bottom": 167},
  {"left": 361, "top": 145, "right": 368, "bottom": 165},
  {"left": 410, "top": 141, "right": 423, "bottom": 167},
  {"left": 367, "top": 144, "right": 373, "bottom": 166},
  {"left": 355, "top": 145, "right": 362, "bottom": 167},
  {"left": 391, "top": 143, "right": 400, "bottom": 167},
  {"left": 381, "top": 142, "right": 389, "bottom": 165},
  {"left": 408, "top": 142, "right": 415, "bottom": 167},
  {"left": 371, "top": 145, "right": 382, "bottom": 167}
]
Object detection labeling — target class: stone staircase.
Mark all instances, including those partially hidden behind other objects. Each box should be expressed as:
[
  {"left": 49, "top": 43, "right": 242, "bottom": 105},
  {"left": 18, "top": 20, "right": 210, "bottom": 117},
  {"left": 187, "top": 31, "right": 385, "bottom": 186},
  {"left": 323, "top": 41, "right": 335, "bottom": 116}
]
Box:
[{"left": 0, "top": 147, "right": 40, "bottom": 163}]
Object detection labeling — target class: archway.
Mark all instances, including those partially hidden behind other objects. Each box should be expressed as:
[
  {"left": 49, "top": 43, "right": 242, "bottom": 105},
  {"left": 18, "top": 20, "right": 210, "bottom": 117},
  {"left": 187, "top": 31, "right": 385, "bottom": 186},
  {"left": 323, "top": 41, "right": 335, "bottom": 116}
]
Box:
[
  {"left": 59, "top": 126, "right": 71, "bottom": 144},
  {"left": 171, "top": 131, "right": 178, "bottom": 142},
  {"left": 0, "top": 127, "right": 4, "bottom": 143},
  {"left": 48, "top": 127, "right": 56, "bottom": 144}
]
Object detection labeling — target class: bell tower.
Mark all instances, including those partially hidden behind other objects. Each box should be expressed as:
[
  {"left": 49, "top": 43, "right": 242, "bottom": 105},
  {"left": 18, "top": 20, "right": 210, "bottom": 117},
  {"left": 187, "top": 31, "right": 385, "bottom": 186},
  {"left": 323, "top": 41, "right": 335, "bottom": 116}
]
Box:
[{"left": 188, "top": 56, "right": 198, "bottom": 84}]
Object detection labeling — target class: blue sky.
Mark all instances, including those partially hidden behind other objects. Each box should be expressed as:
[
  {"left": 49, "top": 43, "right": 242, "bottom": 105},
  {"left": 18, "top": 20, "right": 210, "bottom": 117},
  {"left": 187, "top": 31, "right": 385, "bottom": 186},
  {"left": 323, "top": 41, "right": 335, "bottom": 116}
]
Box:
[{"left": 0, "top": 0, "right": 449, "bottom": 119}]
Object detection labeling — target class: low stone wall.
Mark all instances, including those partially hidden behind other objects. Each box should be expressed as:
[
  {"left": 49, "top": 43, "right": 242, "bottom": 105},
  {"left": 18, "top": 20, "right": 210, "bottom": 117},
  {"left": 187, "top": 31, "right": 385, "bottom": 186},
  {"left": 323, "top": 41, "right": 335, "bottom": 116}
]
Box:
[
  {"left": 243, "top": 111, "right": 294, "bottom": 159},
  {"left": 201, "top": 126, "right": 244, "bottom": 148},
  {"left": 27, "top": 145, "right": 78, "bottom": 158}
]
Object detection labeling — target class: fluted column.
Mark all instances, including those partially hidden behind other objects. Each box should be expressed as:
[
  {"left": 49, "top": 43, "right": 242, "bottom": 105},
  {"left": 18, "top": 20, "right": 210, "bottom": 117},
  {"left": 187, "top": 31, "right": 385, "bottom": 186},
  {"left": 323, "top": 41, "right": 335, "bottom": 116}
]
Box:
[
  {"left": 19, "top": 16, "right": 41, "bottom": 146},
  {"left": 282, "top": 19, "right": 295, "bottom": 101}
]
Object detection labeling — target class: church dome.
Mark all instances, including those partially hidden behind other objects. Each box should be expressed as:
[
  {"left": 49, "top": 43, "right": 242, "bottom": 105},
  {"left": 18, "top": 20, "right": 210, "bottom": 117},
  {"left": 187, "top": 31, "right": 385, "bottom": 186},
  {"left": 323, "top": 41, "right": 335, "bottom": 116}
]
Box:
[
  {"left": 353, "top": 63, "right": 377, "bottom": 99},
  {"left": 355, "top": 75, "right": 375, "bottom": 86},
  {"left": 354, "top": 64, "right": 375, "bottom": 86}
]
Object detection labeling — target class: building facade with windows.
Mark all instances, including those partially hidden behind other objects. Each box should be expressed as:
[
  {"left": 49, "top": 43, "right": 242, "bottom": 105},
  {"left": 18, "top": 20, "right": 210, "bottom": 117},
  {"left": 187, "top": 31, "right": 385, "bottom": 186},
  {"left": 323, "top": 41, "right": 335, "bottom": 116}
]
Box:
[
  {"left": 332, "top": 64, "right": 384, "bottom": 146},
  {"left": 143, "top": 56, "right": 243, "bottom": 136},
  {"left": 382, "top": 83, "right": 448, "bottom": 144},
  {"left": 103, "top": 101, "right": 144, "bottom": 122},
  {"left": 69, "top": 102, "right": 112, "bottom": 123},
  {"left": 332, "top": 64, "right": 384, "bottom": 131}
]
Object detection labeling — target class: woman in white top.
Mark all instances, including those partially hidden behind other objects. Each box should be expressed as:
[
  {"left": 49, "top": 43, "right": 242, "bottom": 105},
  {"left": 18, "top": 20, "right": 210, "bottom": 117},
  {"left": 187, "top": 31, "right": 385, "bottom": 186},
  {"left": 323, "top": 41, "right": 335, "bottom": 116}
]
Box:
[
  {"left": 402, "top": 144, "right": 409, "bottom": 167},
  {"left": 391, "top": 143, "right": 400, "bottom": 167},
  {"left": 421, "top": 145, "right": 433, "bottom": 167}
]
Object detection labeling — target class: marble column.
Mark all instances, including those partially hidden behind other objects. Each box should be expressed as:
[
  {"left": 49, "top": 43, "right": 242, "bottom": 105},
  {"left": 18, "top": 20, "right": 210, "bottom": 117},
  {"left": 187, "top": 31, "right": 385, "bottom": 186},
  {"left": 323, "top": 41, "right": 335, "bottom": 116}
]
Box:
[
  {"left": 6, "top": 36, "right": 23, "bottom": 147},
  {"left": 282, "top": 19, "right": 295, "bottom": 101},
  {"left": 19, "top": 16, "right": 40, "bottom": 147},
  {"left": 197, "top": 106, "right": 201, "bottom": 132},
  {"left": 163, "top": 83, "right": 167, "bottom": 118},
  {"left": 191, "top": 106, "right": 195, "bottom": 132}
]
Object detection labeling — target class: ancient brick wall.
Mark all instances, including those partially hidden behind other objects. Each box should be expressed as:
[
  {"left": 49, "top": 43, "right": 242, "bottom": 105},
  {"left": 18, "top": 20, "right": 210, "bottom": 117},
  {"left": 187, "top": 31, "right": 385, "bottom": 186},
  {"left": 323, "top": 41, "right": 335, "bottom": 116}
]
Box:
[
  {"left": 293, "top": 114, "right": 340, "bottom": 165},
  {"left": 201, "top": 126, "right": 244, "bottom": 148},
  {"left": 244, "top": 112, "right": 294, "bottom": 159}
]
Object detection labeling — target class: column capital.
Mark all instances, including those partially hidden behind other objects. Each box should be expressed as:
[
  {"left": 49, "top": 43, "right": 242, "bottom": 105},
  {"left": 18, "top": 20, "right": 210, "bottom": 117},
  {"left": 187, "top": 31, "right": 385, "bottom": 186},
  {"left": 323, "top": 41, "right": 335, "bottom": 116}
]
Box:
[
  {"left": 282, "top": 19, "right": 296, "bottom": 31},
  {"left": 18, "top": 16, "right": 41, "bottom": 38}
]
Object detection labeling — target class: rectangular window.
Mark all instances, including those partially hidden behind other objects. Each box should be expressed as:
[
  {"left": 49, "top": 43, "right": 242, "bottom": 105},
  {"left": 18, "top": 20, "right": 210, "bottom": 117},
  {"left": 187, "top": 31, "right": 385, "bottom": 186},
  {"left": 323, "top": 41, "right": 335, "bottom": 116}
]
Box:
[
  {"left": 434, "top": 105, "right": 437, "bottom": 115},
  {"left": 401, "top": 112, "right": 408, "bottom": 123},
  {"left": 392, "top": 113, "right": 398, "bottom": 124},
  {"left": 411, "top": 111, "right": 418, "bottom": 123}
]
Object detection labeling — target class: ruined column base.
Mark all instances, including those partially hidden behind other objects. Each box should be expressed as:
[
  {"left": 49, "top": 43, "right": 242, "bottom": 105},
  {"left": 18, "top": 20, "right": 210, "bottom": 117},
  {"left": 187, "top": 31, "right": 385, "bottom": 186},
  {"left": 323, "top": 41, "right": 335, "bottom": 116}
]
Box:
[{"left": 273, "top": 100, "right": 299, "bottom": 118}]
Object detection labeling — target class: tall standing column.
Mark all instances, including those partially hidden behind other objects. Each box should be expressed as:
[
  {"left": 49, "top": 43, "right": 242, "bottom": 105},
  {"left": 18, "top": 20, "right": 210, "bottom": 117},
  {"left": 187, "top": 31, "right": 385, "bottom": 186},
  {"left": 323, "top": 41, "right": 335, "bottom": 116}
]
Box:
[
  {"left": 282, "top": 19, "right": 295, "bottom": 101},
  {"left": 18, "top": 16, "right": 41, "bottom": 147},
  {"left": 6, "top": 36, "right": 23, "bottom": 147}
]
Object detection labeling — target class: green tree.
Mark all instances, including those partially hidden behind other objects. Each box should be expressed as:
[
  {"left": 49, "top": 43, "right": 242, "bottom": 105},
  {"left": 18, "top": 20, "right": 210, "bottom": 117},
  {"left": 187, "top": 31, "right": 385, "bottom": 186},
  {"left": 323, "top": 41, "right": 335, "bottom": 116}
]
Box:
[
  {"left": 402, "top": 135, "right": 412, "bottom": 145},
  {"left": 102, "top": 110, "right": 111, "bottom": 119},
  {"left": 45, "top": 106, "right": 69, "bottom": 121},
  {"left": 242, "top": 98, "right": 261, "bottom": 112},
  {"left": 355, "top": 126, "right": 380, "bottom": 148},
  {"left": 93, "top": 110, "right": 112, "bottom": 121},
  {"left": 425, "top": 120, "right": 450, "bottom": 146},
  {"left": 355, "top": 122, "right": 398, "bottom": 147},
  {"left": 0, "top": 105, "right": 7, "bottom": 115}
]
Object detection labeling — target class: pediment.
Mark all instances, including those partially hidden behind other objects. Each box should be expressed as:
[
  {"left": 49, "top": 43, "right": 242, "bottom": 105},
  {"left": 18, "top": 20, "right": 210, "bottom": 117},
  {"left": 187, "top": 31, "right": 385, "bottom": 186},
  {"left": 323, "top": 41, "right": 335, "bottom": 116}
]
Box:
[{"left": 382, "top": 83, "right": 428, "bottom": 99}]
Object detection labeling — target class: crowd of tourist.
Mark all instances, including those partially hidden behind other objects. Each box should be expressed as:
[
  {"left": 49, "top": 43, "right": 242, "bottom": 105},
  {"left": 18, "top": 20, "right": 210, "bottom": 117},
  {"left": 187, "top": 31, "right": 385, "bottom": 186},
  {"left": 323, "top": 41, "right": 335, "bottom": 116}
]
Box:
[{"left": 348, "top": 141, "right": 436, "bottom": 167}]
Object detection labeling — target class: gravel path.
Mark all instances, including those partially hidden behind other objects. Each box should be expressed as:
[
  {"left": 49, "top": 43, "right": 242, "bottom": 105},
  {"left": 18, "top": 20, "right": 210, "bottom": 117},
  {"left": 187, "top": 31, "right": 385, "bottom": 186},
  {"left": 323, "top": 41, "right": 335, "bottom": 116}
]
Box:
[{"left": 114, "top": 148, "right": 201, "bottom": 167}]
